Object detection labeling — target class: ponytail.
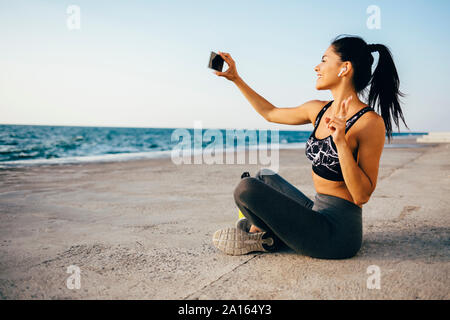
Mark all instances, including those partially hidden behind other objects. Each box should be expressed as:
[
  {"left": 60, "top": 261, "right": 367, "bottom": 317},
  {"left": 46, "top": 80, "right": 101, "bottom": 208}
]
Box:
[{"left": 367, "top": 44, "right": 408, "bottom": 143}]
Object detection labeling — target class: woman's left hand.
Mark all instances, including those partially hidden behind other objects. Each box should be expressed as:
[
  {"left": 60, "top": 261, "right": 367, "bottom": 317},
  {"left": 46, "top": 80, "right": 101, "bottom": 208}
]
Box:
[{"left": 324, "top": 95, "right": 352, "bottom": 146}]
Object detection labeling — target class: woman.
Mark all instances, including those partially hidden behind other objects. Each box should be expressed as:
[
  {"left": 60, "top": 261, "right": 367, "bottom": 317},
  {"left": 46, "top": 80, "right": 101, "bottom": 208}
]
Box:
[{"left": 212, "top": 34, "right": 408, "bottom": 259}]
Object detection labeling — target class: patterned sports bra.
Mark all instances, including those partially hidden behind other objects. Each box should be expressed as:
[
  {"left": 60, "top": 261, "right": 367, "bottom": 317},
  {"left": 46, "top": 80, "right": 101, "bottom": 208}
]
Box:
[{"left": 305, "top": 100, "right": 374, "bottom": 182}]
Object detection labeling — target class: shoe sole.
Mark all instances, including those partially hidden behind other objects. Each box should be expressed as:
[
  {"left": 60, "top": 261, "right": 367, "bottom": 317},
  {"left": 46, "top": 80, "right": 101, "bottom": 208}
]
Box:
[{"left": 212, "top": 227, "right": 274, "bottom": 255}]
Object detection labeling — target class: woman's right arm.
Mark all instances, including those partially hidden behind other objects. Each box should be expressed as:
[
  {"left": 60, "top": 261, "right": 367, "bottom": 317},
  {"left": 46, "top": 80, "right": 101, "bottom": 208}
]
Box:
[
  {"left": 215, "top": 51, "right": 321, "bottom": 126},
  {"left": 265, "top": 99, "right": 323, "bottom": 125},
  {"left": 234, "top": 76, "right": 321, "bottom": 125},
  {"left": 233, "top": 76, "right": 276, "bottom": 122}
]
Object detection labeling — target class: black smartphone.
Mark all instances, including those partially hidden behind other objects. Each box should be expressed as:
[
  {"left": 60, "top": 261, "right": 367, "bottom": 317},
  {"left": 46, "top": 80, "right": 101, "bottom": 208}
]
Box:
[{"left": 208, "top": 51, "right": 224, "bottom": 72}]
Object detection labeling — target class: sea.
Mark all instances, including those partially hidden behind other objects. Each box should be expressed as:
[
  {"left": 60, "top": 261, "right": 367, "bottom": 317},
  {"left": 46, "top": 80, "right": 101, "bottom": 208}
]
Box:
[{"left": 0, "top": 124, "right": 427, "bottom": 168}]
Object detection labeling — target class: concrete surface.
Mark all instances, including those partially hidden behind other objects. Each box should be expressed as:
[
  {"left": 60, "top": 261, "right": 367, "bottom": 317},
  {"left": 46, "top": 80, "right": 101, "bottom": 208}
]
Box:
[{"left": 0, "top": 139, "right": 449, "bottom": 299}]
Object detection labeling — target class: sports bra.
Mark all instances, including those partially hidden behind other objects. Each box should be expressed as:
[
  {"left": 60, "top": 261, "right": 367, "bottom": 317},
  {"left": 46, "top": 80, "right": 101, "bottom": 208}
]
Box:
[{"left": 305, "top": 100, "right": 374, "bottom": 181}]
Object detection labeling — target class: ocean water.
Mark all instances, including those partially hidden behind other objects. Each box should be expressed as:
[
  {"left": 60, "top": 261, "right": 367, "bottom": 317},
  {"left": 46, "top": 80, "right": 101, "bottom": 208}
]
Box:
[{"left": 0, "top": 124, "right": 427, "bottom": 168}]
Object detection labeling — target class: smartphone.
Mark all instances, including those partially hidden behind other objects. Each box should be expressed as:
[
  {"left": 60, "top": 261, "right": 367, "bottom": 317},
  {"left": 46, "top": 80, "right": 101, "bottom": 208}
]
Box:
[{"left": 208, "top": 51, "right": 224, "bottom": 72}]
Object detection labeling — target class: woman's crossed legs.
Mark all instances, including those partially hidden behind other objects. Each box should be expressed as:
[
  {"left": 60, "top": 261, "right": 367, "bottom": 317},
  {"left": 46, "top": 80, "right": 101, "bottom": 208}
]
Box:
[{"left": 233, "top": 169, "right": 332, "bottom": 256}]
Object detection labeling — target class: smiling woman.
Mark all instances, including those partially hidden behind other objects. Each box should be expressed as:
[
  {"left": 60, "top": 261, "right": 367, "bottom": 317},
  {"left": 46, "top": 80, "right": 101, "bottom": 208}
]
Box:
[{"left": 212, "top": 34, "right": 408, "bottom": 259}]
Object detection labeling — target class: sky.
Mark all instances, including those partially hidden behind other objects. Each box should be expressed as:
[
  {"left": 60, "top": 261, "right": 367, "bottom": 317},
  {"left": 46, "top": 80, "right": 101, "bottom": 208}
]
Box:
[{"left": 0, "top": 0, "right": 449, "bottom": 133}]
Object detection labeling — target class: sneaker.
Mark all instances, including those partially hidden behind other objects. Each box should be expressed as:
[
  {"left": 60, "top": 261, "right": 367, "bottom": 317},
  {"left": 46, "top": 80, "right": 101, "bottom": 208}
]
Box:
[{"left": 212, "top": 227, "right": 275, "bottom": 255}]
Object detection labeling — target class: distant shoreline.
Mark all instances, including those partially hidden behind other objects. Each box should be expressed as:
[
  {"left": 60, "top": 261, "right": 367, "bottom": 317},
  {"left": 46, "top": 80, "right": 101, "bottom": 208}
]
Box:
[{"left": 0, "top": 134, "right": 436, "bottom": 169}]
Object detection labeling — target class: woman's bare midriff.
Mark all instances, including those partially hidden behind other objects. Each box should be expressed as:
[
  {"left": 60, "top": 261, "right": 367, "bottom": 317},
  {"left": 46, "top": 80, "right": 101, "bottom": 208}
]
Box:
[{"left": 312, "top": 171, "right": 363, "bottom": 209}]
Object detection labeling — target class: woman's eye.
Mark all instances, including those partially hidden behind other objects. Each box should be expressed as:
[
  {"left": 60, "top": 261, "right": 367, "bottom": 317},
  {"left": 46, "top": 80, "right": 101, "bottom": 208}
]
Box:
[{"left": 321, "top": 60, "right": 325, "bottom": 62}]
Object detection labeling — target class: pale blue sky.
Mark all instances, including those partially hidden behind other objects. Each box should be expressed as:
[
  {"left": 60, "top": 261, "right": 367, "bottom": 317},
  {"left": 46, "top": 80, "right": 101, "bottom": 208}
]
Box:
[{"left": 1, "top": 0, "right": 449, "bottom": 132}]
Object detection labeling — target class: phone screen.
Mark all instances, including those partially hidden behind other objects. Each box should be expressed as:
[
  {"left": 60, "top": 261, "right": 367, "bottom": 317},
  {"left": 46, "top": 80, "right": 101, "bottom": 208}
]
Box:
[{"left": 208, "top": 51, "right": 224, "bottom": 72}]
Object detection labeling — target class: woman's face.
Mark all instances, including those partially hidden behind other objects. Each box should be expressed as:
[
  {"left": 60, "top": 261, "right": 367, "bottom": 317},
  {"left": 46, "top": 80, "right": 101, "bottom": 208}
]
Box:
[{"left": 314, "top": 45, "right": 345, "bottom": 90}]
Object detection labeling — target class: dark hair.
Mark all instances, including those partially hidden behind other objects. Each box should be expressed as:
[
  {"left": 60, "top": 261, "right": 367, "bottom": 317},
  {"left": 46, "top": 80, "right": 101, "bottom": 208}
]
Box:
[{"left": 330, "top": 34, "right": 408, "bottom": 143}]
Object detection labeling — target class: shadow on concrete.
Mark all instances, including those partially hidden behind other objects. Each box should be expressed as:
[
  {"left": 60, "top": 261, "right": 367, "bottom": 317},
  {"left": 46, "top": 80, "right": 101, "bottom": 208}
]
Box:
[
  {"left": 358, "top": 225, "right": 450, "bottom": 262},
  {"left": 264, "top": 225, "right": 450, "bottom": 262}
]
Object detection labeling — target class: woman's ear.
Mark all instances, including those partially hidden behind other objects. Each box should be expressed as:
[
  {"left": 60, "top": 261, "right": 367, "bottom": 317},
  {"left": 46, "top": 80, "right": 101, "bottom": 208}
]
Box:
[{"left": 343, "top": 62, "right": 352, "bottom": 75}]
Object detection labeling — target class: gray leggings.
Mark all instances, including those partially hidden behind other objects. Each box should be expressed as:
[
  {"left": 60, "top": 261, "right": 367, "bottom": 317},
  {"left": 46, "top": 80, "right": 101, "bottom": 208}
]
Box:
[{"left": 233, "top": 169, "right": 362, "bottom": 259}]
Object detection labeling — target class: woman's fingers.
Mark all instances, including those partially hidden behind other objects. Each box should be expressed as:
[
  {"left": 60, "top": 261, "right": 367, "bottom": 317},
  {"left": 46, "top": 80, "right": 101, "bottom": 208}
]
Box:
[
  {"left": 343, "top": 96, "right": 352, "bottom": 110},
  {"left": 325, "top": 116, "right": 343, "bottom": 129},
  {"left": 214, "top": 69, "right": 230, "bottom": 76},
  {"left": 326, "top": 117, "right": 335, "bottom": 130},
  {"left": 327, "top": 119, "right": 335, "bottom": 130},
  {"left": 218, "top": 51, "right": 234, "bottom": 65},
  {"left": 338, "top": 97, "right": 347, "bottom": 115},
  {"left": 336, "top": 96, "right": 352, "bottom": 118},
  {"left": 342, "top": 96, "right": 352, "bottom": 117},
  {"left": 218, "top": 51, "right": 227, "bottom": 59}
]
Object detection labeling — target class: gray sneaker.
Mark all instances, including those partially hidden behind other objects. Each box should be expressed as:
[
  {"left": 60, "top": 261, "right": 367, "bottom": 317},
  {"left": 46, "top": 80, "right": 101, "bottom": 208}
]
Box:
[{"left": 212, "top": 227, "right": 274, "bottom": 256}]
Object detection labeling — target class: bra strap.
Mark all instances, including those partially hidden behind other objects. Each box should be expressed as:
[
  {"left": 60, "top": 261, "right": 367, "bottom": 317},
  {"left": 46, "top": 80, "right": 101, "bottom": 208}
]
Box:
[{"left": 344, "top": 107, "right": 373, "bottom": 133}]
